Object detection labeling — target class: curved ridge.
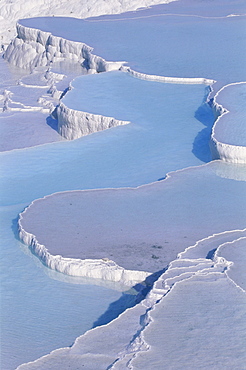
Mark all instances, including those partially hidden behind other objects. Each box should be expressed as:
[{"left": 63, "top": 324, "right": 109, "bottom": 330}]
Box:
[
  {"left": 120, "top": 66, "right": 214, "bottom": 85},
  {"left": 18, "top": 204, "right": 150, "bottom": 286},
  {"left": 17, "top": 158, "right": 246, "bottom": 285},
  {"left": 210, "top": 82, "right": 246, "bottom": 163}
]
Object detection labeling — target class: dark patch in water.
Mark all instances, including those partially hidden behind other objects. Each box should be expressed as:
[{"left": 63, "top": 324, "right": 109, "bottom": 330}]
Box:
[
  {"left": 92, "top": 267, "right": 168, "bottom": 328},
  {"left": 46, "top": 115, "right": 58, "bottom": 132},
  {"left": 206, "top": 248, "right": 217, "bottom": 260},
  {"left": 192, "top": 101, "right": 214, "bottom": 163}
]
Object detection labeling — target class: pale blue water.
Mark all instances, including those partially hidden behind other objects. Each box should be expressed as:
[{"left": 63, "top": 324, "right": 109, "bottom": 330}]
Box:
[
  {"left": 21, "top": 4, "right": 246, "bottom": 88},
  {"left": 1, "top": 0, "right": 245, "bottom": 368},
  {"left": 1, "top": 81, "right": 213, "bottom": 207},
  {"left": 0, "top": 203, "right": 138, "bottom": 370},
  {"left": 0, "top": 79, "right": 212, "bottom": 369}
]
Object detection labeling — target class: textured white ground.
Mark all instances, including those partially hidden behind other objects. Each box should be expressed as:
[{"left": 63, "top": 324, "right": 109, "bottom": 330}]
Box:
[{"left": 0, "top": 55, "right": 91, "bottom": 150}]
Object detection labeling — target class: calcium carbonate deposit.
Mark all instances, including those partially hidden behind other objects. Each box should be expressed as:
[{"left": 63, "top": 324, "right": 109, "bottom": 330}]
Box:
[{"left": 0, "top": 0, "right": 245, "bottom": 369}]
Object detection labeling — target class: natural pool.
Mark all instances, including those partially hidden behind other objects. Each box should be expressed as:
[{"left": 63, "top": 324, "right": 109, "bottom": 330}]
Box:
[
  {"left": 0, "top": 204, "right": 139, "bottom": 370},
  {"left": 0, "top": 69, "right": 213, "bottom": 369},
  {"left": 1, "top": 0, "right": 246, "bottom": 368},
  {"left": 20, "top": 7, "right": 246, "bottom": 87},
  {"left": 1, "top": 82, "right": 243, "bottom": 369}
]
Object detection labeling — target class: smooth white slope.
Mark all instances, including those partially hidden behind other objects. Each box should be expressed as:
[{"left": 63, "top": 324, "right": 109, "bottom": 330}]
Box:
[{"left": 130, "top": 272, "right": 246, "bottom": 369}]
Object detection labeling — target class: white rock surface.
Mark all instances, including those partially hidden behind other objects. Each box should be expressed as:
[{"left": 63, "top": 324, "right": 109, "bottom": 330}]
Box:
[
  {"left": 121, "top": 66, "right": 214, "bottom": 85},
  {"left": 210, "top": 82, "right": 246, "bottom": 163},
  {"left": 4, "top": 22, "right": 112, "bottom": 72},
  {"left": 57, "top": 101, "right": 130, "bottom": 140}
]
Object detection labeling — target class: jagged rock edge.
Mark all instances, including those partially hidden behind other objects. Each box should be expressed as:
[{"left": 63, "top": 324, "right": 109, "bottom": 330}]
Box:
[
  {"left": 109, "top": 233, "right": 246, "bottom": 368},
  {"left": 18, "top": 202, "right": 150, "bottom": 286}
]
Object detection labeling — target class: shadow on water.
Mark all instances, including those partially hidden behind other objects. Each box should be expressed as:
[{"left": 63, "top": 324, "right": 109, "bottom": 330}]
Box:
[
  {"left": 192, "top": 100, "right": 214, "bottom": 163},
  {"left": 12, "top": 215, "right": 20, "bottom": 241},
  {"left": 46, "top": 115, "right": 59, "bottom": 132},
  {"left": 13, "top": 213, "right": 167, "bottom": 331},
  {"left": 12, "top": 208, "right": 168, "bottom": 331},
  {"left": 92, "top": 267, "right": 168, "bottom": 328},
  {"left": 206, "top": 248, "right": 217, "bottom": 260}
]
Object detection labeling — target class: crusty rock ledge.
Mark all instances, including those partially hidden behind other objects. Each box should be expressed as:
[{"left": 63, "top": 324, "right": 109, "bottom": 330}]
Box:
[
  {"left": 210, "top": 82, "right": 246, "bottom": 164},
  {"left": 57, "top": 101, "right": 130, "bottom": 140},
  {"left": 18, "top": 204, "right": 150, "bottom": 286},
  {"left": 4, "top": 22, "right": 123, "bottom": 72}
]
